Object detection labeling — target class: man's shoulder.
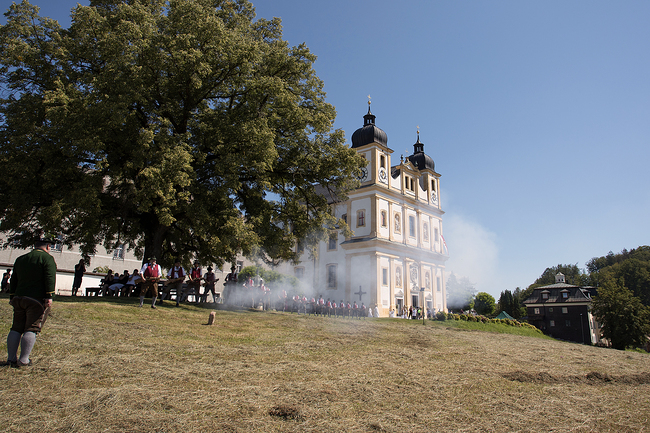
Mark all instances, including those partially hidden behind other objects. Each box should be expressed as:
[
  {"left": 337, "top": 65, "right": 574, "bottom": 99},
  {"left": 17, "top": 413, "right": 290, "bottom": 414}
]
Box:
[{"left": 14, "top": 249, "right": 51, "bottom": 264}]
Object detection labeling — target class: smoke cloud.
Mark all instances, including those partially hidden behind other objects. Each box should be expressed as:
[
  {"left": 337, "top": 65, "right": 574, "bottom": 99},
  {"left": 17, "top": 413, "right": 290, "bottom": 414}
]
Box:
[{"left": 444, "top": 214, "right": 500, "bottom": 298}]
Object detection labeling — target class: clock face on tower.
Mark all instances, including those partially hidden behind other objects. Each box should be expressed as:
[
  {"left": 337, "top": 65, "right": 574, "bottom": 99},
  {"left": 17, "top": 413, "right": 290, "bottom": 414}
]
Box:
[
  {"left": 378, "top": 167, "right": 388, "bottom": 184},
  {"left": 358, "top": 167, "right": 368, "bottom": 181}
]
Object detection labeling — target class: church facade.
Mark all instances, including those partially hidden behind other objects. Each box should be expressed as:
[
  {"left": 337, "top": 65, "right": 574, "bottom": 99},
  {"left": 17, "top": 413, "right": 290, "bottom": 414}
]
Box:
[{"left": 287, "top": 106, "right": 449, "bottom": 316}]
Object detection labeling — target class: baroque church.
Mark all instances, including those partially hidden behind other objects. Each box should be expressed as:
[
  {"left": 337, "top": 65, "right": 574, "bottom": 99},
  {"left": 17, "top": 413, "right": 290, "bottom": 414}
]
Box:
[{"left": 287, "top": 104, "right": 449, "bottom": 316}]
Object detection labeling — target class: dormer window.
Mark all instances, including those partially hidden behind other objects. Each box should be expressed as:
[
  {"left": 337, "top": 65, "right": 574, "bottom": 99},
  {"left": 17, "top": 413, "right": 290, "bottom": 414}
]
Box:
[{"left": 404, "top": 176, "right": 415, "bottom": 192}]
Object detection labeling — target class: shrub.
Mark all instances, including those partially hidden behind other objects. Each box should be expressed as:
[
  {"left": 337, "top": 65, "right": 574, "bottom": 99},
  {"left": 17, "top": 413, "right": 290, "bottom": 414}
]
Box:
[{"left": 436, "top": 311, "right": 447, "bottom": 321}]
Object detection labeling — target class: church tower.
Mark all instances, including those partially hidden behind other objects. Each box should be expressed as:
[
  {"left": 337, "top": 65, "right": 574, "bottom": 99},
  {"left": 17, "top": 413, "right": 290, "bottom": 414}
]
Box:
[
  {"left": 287, "top": 103, "right": 449, "bottom": 316},
  {"left": 350, "top": 102, "right": 393, "bottom": 189}
]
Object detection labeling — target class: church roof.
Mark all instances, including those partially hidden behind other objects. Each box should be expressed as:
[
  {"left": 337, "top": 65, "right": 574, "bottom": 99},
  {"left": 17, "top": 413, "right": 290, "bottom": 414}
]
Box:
[
  {"left": 407, "top": 133, "right": 435, "bottom": 171},
  {"left": 351, "top": 106, "right": 388, "bottom": 148}
]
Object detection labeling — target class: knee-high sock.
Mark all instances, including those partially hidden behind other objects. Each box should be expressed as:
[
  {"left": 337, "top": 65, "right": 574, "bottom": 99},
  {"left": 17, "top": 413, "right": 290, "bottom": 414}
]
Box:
[
  {"left": 6, "top": 330, "right": 21, "bottom": 362},
  {"left": 152, "top": 296, "right": 157, "bottom": 306},
  {"left": 19, "top": 331, "right": 36, "bottom": 364}
]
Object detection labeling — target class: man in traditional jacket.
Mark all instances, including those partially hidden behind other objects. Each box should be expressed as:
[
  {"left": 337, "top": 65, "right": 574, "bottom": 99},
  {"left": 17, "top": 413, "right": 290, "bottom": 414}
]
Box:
[
  {"left": 139, "top": 257, "right": 162, "bottom": 308},
  {"left": 163, "top": 259, "right": 185, "bottom": 306},
  {"left": 2, "top": 238, "right": 56, "bottom": 368}
]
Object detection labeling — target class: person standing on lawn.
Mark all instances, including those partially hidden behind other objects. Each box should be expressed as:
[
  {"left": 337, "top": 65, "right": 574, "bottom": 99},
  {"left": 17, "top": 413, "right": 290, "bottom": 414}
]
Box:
[
  {"left": 2, "top": 237, "right": 56, "bottom": 368},
  {"left": 139, "top": 257, "right": 162, "bottom": 309},
  {"left": 71, "top": 259, "right": 86, "bottom": 296}
]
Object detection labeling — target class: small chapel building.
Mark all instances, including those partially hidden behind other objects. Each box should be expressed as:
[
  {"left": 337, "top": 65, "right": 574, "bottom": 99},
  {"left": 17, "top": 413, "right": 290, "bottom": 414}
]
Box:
[{"left": 286, "top": 105, "right": 449, "bottom": 317}]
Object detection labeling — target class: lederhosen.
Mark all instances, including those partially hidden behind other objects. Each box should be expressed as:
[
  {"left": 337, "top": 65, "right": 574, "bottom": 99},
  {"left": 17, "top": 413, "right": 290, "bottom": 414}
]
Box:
[{"left": 141, "top": 264, "right": 160, "bottom": 297}]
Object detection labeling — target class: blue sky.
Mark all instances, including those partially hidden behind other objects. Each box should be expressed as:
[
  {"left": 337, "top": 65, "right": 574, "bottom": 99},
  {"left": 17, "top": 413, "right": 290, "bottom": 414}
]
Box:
[{"left": 3, "top": 0, "right": 650, "bottom": 298}]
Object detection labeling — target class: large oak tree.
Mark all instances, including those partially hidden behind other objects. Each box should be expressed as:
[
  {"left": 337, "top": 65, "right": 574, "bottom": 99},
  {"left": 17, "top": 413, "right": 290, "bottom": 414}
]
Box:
[{"left": 0, "top": 0, "right": 363, "bottom": 268}]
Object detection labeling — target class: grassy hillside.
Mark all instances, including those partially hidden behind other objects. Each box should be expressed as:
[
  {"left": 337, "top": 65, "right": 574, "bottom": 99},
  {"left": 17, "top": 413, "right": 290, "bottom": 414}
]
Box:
[{"left": 0, "top": 296, "right": 648, "bottom": 432}]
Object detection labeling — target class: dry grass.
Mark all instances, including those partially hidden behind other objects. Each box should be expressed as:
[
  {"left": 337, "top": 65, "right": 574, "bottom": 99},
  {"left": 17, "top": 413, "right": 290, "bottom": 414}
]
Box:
[{"left": 0, "top": 296, "right": 648, "bottom": 433}]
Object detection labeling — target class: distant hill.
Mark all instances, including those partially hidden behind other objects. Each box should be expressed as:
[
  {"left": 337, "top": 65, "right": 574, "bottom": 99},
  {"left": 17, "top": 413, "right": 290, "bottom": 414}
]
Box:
[{"left": 587, "top": 246, "right": 650, "bottom": 307}]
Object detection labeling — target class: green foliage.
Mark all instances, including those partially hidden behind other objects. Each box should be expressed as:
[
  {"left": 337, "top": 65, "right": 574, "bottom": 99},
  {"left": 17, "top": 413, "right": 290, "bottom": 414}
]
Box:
[
  {"left": 473, "top": 292, "right": 496, "bottom": 316},
  {"left": 0, "top": 0, "right": 364, "bottom": 269},
  {"left": 436, "top": 311, "right": 447, "bottom": 321},
  {"left": 586, "top": 246, "right": 650, "bottom": 274},
  {"left": 598, "top": 258, "right": 650, "bottom": 307},
  {"left": 532, "top": 264, "right": 591, "bottom": 288},
  {"left": 497, "top": 287, "right": 527, "bottom": 320},
  {"left": 92, "top": 265, "right": 111, "bottom": 274},
  {"left": 591, "top": 276, "right": 650, "bottom": 350},
  {"left": 238, "top": 265, "right": 298, "bottom": 292},
  {"left": 442, "top": 313, "right": 542, "bottom": 335}
]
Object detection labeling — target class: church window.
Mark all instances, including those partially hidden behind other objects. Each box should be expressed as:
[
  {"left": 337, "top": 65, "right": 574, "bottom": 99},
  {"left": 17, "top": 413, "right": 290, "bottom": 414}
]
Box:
[
  {"left": 357, "top": 210, "right": 366, "bottom": 227},
  {"left": 394, "top": 214, "right": 401, "bottom": 233},
  {"left": 409, "top": 216, "right": 416, "bottom": 238},
  {"left": 405, "top": 176, "right": 415, "bottom": 192},
  {"left": 423, "top": 223, "right": 429, "bottom": 242},
  {"left": 52, "top": 235, "right": 64, "bottom": 253},
  {"left": 534, "top": 308, "right": 540, "bottom": 315},
  {"left": 112, "top": 244, "right": 125, "bottom": 260},
  {"left": 380, "top": 155, "right": 386, "bottom": 168},
  {"left": 431, "top": 179, "right": 436, "bottom": 192},
  {"left": 562, "top": 307, "right": 568, "bottom": 314},
  {"left": 295, "top": 267, "right": 304, "bottom": 279},
  {"left": 297, "top": 241, "right": 304, "bottom": 254},
  {"left": 437, "top": 277, "right": 441, "bottom": 292},
  {"left": 550, "top": 320, "right": 555, "bottom": 327},
  {"left": 327, "top": 264, "right": 337, "bottom": 289},
  {"left": 403, "top": 176, "right": 415, "bottom": 193},
  {"left": 380, "top": 210, "right": 387, "bottom": 228},
  {"left": 396, "top": 267, "right": 402, "bottom": 287},
  {"left": 382, "top": 268, "right": 388, "bottom": 286},
  {"left": 342, "top": 214, "right": 347, "bottom": 224},
  {"left": 434, "top": 227, "right": 439, "bottom": 243},
  {"left": 328, "top": 232, "right": 337, "bottom": 250}
]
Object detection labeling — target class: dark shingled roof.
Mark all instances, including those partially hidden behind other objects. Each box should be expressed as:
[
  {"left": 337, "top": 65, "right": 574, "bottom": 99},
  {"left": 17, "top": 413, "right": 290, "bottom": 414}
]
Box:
[
  {"left": 407, "top": 134, "right": 435, "bottom": 171},
  {"left": 351, "top": 107, "right": 388, "bottom": 148}
]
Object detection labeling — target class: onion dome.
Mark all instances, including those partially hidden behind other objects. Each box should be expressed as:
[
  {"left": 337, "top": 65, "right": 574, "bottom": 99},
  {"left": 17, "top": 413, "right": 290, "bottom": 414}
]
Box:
[
  {"left": 351, "top": 105, "right": 388, "bottom": 148},
  {"left": 407, "top": 132, "right": 435, "bottom": 171}
]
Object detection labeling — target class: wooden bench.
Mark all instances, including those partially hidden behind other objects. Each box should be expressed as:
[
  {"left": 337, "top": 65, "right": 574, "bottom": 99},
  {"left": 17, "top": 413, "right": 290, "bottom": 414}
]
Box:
[{"left": 85, "top": 287, "right": 102, "bottom": 296}]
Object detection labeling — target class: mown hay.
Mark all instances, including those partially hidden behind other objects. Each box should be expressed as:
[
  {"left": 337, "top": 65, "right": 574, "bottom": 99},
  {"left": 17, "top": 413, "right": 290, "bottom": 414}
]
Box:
[{"left": 0, "top": 297, "right": 648, "bottom": 432}]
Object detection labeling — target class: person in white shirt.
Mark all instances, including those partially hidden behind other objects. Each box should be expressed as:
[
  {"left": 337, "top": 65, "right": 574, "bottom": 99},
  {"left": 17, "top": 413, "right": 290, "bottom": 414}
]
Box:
[
  {"left": 163, "top": 259, "right": 186, "bottom": 307},
  {"left": 139, "top": 257, "right": 162, "bottom": 309}
]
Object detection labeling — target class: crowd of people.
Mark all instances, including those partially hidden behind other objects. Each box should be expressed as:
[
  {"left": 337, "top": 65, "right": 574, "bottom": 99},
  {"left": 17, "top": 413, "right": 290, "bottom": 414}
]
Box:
[
  {"left": 88, "top": 257, "right": 220, "bottom": 309},
  {"left": 2, "top": 238, "right": 436, "bottom": 369}
]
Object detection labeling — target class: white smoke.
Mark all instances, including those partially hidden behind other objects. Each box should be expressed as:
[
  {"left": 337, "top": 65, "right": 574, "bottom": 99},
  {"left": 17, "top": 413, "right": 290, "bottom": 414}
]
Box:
[{"left": 444, "top": 213, "right": 500, "bottom": 297}]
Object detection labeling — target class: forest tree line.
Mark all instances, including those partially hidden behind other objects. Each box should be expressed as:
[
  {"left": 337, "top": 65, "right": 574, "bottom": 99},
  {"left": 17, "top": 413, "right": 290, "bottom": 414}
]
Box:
[{"left": 446, "top": 246, "right": 650, "bottom": 349}]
